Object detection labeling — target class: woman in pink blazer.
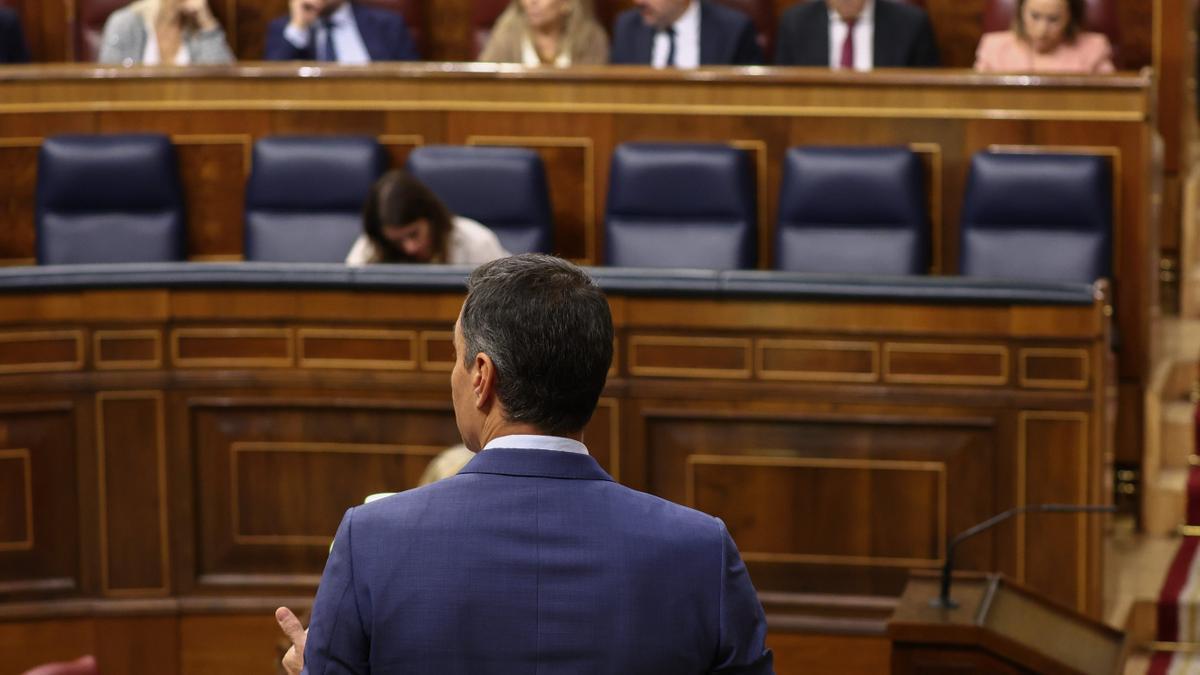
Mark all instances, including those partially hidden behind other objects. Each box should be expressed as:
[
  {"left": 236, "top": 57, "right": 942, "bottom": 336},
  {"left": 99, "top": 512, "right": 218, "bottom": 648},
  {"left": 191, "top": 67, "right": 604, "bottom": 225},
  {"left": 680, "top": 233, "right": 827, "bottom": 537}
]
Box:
[{"left": 974, "top": 0, "right": 1114, "bottom": 73}]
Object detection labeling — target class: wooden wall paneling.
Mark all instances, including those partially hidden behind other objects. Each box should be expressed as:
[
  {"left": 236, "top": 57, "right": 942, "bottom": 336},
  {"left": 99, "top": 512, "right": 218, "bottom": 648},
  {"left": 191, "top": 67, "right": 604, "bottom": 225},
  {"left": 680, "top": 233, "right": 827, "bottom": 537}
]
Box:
[
  {"left": 922, "top": 0, "right": 986, "bottom": 69},
  {"left": 174, "top": 134, "right": 252, "bottom": 261},
  {"left": 767, "top": 631, "right": 892, "bottom": 675},
  {"left": 233, "top": 0, "right": 287, "bottom": 61},
  {"left": 96, "top": 391, "right": 170, "bottom": 596},
  {"left": 585, "top": 397, "right": 619, "bottom": 477},
  {"left": 634, "top": 402, "right": 1000, "bottom": 598},
  {"left": 189, "top": 397, "right": 459, "bottom": 588},
  {"left": 0, "top": 137, "right": 40, "bottom": 264},
  {"left": 13, "top": 0, "right": 71, "bottom": 62},
  {"left": 94, "top": 616, "right": 180, "bottom": 675},
  {"left": 0, "top": 618, "right": 98, "bottom": 675},
  {"left": 427, "top": 0, "right": 474, "bottom": 61},
  {"left": 179, "top": 613, "right": 289, "bottom": 675},
  {"left": 0, "top": 400, "right": 81, "bottom": 602},
  {"left": 1017, "top": 411, "right": 1092, "bottom": 615}
]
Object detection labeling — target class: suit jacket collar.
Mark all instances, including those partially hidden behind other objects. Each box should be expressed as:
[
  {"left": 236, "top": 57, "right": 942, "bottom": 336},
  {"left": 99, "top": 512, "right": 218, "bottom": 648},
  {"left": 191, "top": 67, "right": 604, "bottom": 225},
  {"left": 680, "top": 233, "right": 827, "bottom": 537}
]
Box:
[
  {"left": 460, "top": 447, "right": 614, "bottom": 481},
  {"left": 697, "top": 0, "right": 719, "bottom": 66}
]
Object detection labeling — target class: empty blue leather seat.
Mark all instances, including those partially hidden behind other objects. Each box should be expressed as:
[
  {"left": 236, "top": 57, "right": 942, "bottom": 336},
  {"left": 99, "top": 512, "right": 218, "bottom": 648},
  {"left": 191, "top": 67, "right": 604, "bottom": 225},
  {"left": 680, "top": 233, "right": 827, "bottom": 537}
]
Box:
[
  {"left": 244, "top": 136, "right": 387, "bottom": 262},
  {"left": 36, "top": 134, "right": 185, "bottom": 264},
  {"left": 775, "top": 146, "right": 928, "bottom": 274},
  {"left": 960, "top": 151, "right": 1112, "bottom": 283},
  {"left": 405, "top": 145, "right": 553, "bottom": 254},
  {"left": 605, "top": 143, "right": 756, "bottom": 269}
]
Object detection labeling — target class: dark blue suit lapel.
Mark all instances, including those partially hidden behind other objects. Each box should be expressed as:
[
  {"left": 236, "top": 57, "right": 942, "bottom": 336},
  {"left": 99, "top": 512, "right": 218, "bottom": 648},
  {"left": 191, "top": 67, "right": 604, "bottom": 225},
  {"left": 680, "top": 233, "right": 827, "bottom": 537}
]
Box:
[
  {"left": 698, "top": 1, "right": 719, "bottom": 65},
  {"left": 635, "top": 20, "right": 655, "bottom": 64},
  {"left": 350, "top": 3, "right": 381, "bottom": 61},
  {"left": 872, "top": 0, "right": 897, "bottom": 67}
]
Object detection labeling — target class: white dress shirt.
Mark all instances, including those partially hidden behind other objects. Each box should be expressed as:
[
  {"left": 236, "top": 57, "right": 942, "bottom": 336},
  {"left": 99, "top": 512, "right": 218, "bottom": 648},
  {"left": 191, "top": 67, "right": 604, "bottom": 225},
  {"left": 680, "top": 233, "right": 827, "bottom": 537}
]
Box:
[
  {"left": 520, "top": 36, "right": 571, "bottom": 67},
  {"left": 652, "top": 0, "right": 700, "bottom": 69},
  {"left": 483, "top": 434, "right": 590, "bottom": 455},
  {"left": 827, "top": 0, "right": 874, "bottom": 71},
  {"left": 283, "top": 2, "right": 372, "bottom": 64},
  {"left": 141, "top": 15, "right": 191, "bottom": 65}
]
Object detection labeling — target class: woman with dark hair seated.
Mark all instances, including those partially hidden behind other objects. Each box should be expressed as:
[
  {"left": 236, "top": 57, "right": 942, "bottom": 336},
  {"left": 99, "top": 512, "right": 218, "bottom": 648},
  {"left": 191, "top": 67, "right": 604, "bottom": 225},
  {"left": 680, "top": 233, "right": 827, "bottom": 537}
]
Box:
[
  {"left": 345, "top": 170, "right": 510, "bottom": 265},
  {"left": 974, "top": 0, "right": 1113, "bottom": 73}
]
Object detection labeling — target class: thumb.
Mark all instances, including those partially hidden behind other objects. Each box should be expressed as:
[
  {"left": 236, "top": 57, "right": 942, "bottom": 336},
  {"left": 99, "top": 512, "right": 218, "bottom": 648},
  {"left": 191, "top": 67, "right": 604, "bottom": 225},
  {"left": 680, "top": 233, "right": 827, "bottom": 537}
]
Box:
[{"left": 275, "top": 606, "right": 307, "bottom": 649}]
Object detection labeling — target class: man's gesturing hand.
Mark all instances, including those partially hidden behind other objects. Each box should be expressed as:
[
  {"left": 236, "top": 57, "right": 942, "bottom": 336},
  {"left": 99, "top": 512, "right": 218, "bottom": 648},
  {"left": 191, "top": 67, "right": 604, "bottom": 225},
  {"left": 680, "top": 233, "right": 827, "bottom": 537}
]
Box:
[{"left": 276, "top": 606, "right": 307, "bottom": 675}]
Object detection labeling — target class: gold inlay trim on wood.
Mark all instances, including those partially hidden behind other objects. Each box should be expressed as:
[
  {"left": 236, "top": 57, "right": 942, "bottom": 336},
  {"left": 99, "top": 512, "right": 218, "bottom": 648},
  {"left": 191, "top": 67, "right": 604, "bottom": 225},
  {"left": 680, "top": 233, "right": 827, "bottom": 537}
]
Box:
[
  {"left": 229, "top": 442, "right": 445, "bottom": 546},
  {"left": 1018, "top": 348, "right": 1090, "bottom": 390},
  {"left": 756, "top": 339, "right": 879, "bottom": 383},
  {"left": 465, "top": 135, "right": 596, "bottom": 264},
  {"left": 883, "top": 342, "right": 1009, "bottom": 386},
  {"left": 685, "top": 454, "right": 947, "bottom": 567},
  {"left": 95, "top": 391, "right": 170, "bottom": 597},
  {"left": 93, "top": 329, "right": 163, "bottom": 371},
  {"left": 1016, "top": 410, "right": 1090, "bottom": 609},
  {"left": 171, "top": 327, "right": 295, "bottom": 368},
  {"left": 628, "top": 335, "right": 753, "bottom": 380},
  {"left": 0, "top": 330, "right": 85, "bottom": 374},
  {"left": 297, "top": 328, "right": 417, "bottom": 370},
  {"left": 0, "top": 448, "right": 34, "bottom": 551},
  {"left": 419, "top": 331, "right": 456, "bottom": 372}
]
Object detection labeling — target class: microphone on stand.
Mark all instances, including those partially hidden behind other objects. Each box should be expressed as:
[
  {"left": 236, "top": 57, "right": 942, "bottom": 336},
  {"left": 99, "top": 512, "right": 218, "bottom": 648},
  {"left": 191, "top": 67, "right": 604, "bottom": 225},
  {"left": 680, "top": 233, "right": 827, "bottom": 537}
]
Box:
[{"left": 930, "top": 503, "right": 1118, "bottom": 609}]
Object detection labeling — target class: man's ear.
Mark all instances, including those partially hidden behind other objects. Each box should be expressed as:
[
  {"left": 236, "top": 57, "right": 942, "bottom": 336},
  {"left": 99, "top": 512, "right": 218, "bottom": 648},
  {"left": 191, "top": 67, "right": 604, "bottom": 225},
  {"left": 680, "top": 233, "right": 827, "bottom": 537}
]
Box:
[{"left": 473, "top": 352, "right": 497, "bottom": 411}]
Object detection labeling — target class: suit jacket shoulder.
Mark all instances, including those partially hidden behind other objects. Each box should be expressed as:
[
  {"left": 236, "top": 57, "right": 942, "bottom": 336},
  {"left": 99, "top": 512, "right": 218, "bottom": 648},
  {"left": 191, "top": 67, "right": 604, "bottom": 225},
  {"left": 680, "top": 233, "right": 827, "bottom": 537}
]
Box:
[
  {"left": 609, "top": 8, "right": 651, "bottom": 64},
  {"left": 350, "top": 2, "right": 420, "bottom": 61},
  {"left": 873, "top": 0, "right": 940, "bottom": 67},
  {"left": 699, "top": 0, "right": 762, "bottom": 65},
  {"left": 774, "top": 0, "right": 829, "bottom": 66},
  {"left": 97, "top": 6, "right": 147, "bottom": 65},
  {"left": 0, "top": 8, "right": 29, "bottom": 63}
]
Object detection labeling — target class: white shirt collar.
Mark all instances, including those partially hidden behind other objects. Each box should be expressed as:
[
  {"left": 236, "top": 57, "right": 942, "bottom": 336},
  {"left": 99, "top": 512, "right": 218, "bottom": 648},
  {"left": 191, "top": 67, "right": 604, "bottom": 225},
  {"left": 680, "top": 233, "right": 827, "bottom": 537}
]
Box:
[
  {"left": 653, "top": 0, "right": 701, "bottom": 68},
  {"left": 482, "top": 434, "right": 589, "bottom": 455},
  {"left": 328, "top": 1, "right": 354, "bottom": 25}
]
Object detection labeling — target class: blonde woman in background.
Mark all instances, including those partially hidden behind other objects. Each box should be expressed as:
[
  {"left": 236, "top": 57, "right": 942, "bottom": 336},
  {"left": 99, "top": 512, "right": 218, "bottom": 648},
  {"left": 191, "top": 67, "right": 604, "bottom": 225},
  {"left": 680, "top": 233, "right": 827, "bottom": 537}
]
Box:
[
  {"left": 99, "top": 0, "right": 234, "bottom": 65},
  {"left": 479, "top": 0, "right": 609, "bottom": 66}
]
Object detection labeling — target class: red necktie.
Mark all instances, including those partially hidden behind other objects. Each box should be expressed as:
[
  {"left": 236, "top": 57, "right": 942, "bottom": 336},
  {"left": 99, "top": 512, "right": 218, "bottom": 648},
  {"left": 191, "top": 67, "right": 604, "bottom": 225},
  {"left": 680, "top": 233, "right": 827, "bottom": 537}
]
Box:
[{"left": 840, "top": 18, "right": 857, "bottom": 69}]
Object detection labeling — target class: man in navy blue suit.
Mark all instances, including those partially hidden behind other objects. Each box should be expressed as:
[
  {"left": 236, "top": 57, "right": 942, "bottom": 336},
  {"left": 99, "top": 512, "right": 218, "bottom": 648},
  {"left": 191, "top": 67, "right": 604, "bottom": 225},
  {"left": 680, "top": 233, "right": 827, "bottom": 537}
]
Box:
[
  {"left": 264, "top": 0, "right": 418, "bottom": 63},
  {"left": 775, "top": 0, "right": 939, "bottom": 69},
  {"left": 611, "top": 0, "right": 762, "bottom": 67},
  {"left": 0, "top": 7, "right": 30, "bottom": 64},
  {"left": 276, "top": 254, "right": 773, "bottom": 674}
]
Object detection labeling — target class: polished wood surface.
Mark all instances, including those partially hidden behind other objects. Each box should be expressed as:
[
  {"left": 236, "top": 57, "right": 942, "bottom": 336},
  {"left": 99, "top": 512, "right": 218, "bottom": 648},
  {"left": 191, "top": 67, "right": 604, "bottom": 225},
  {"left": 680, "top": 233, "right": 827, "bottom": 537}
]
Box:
[
  {"left": 0, "top": 63, "right": 1159, "bottom": 468},
  {"left": 889, "top": 572, "right": 1127, "bottom": 675},
  {"left": 0, "top": 270, "right": 1108, "bottom": 609}
]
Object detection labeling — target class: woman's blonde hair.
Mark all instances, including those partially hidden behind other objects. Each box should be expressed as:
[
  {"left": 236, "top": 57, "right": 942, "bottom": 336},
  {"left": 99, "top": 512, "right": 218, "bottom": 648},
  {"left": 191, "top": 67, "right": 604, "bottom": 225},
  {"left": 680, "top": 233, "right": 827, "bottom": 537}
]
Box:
[{"left": 493, "top": 0, "right": 599, "bottom": 62}]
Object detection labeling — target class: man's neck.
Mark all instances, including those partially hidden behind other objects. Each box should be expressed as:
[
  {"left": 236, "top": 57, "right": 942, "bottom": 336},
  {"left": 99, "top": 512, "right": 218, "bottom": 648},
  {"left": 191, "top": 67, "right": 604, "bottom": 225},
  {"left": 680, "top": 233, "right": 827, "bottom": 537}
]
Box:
[
  {"left": 660, "top": 0, "right": 693, "bottom": 29},
  {"left": 477, "top": 420, "right": 582, "bottom": 449}
]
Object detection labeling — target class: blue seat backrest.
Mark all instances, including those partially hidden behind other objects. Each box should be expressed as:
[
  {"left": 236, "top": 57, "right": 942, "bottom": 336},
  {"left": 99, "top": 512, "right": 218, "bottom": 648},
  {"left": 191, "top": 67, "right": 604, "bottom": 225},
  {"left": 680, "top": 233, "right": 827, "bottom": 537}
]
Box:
[
  {"left": 244, "top": 136, "right": 387, "bottom": 262},
  {"left": 776, "top": 146, "right": 928, "bottom": 275},
  {"left": 605, "top": 142, "right": 756, "bottom": 269},
  {"left": 960, "top": 151, "right": 1112, "bottom": 283},
  {"left": 35, "top": 134, "right": 185, "bottom": 265},
  {"left": 406, "top": 145, "right": 553, "bottom": 254}
]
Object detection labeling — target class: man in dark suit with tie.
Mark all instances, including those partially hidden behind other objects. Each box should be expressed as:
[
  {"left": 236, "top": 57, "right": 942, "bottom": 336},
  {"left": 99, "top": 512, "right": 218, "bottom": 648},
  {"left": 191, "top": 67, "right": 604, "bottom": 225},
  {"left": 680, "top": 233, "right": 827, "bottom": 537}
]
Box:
[
  {"left": 775, "top": 0, "right": 939, "bottom": 69},
  {"left": 611, "top": 0, "right": 763, "bottom": 67},
  {"left": 264, "top": 0, "right": 418, "bottom": 63},
  {"left": 275, "top": 254, "right": 773, "bottom": 675},
  {"left": 0, "top": 7, "right": 30, "bottom": 64}
]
